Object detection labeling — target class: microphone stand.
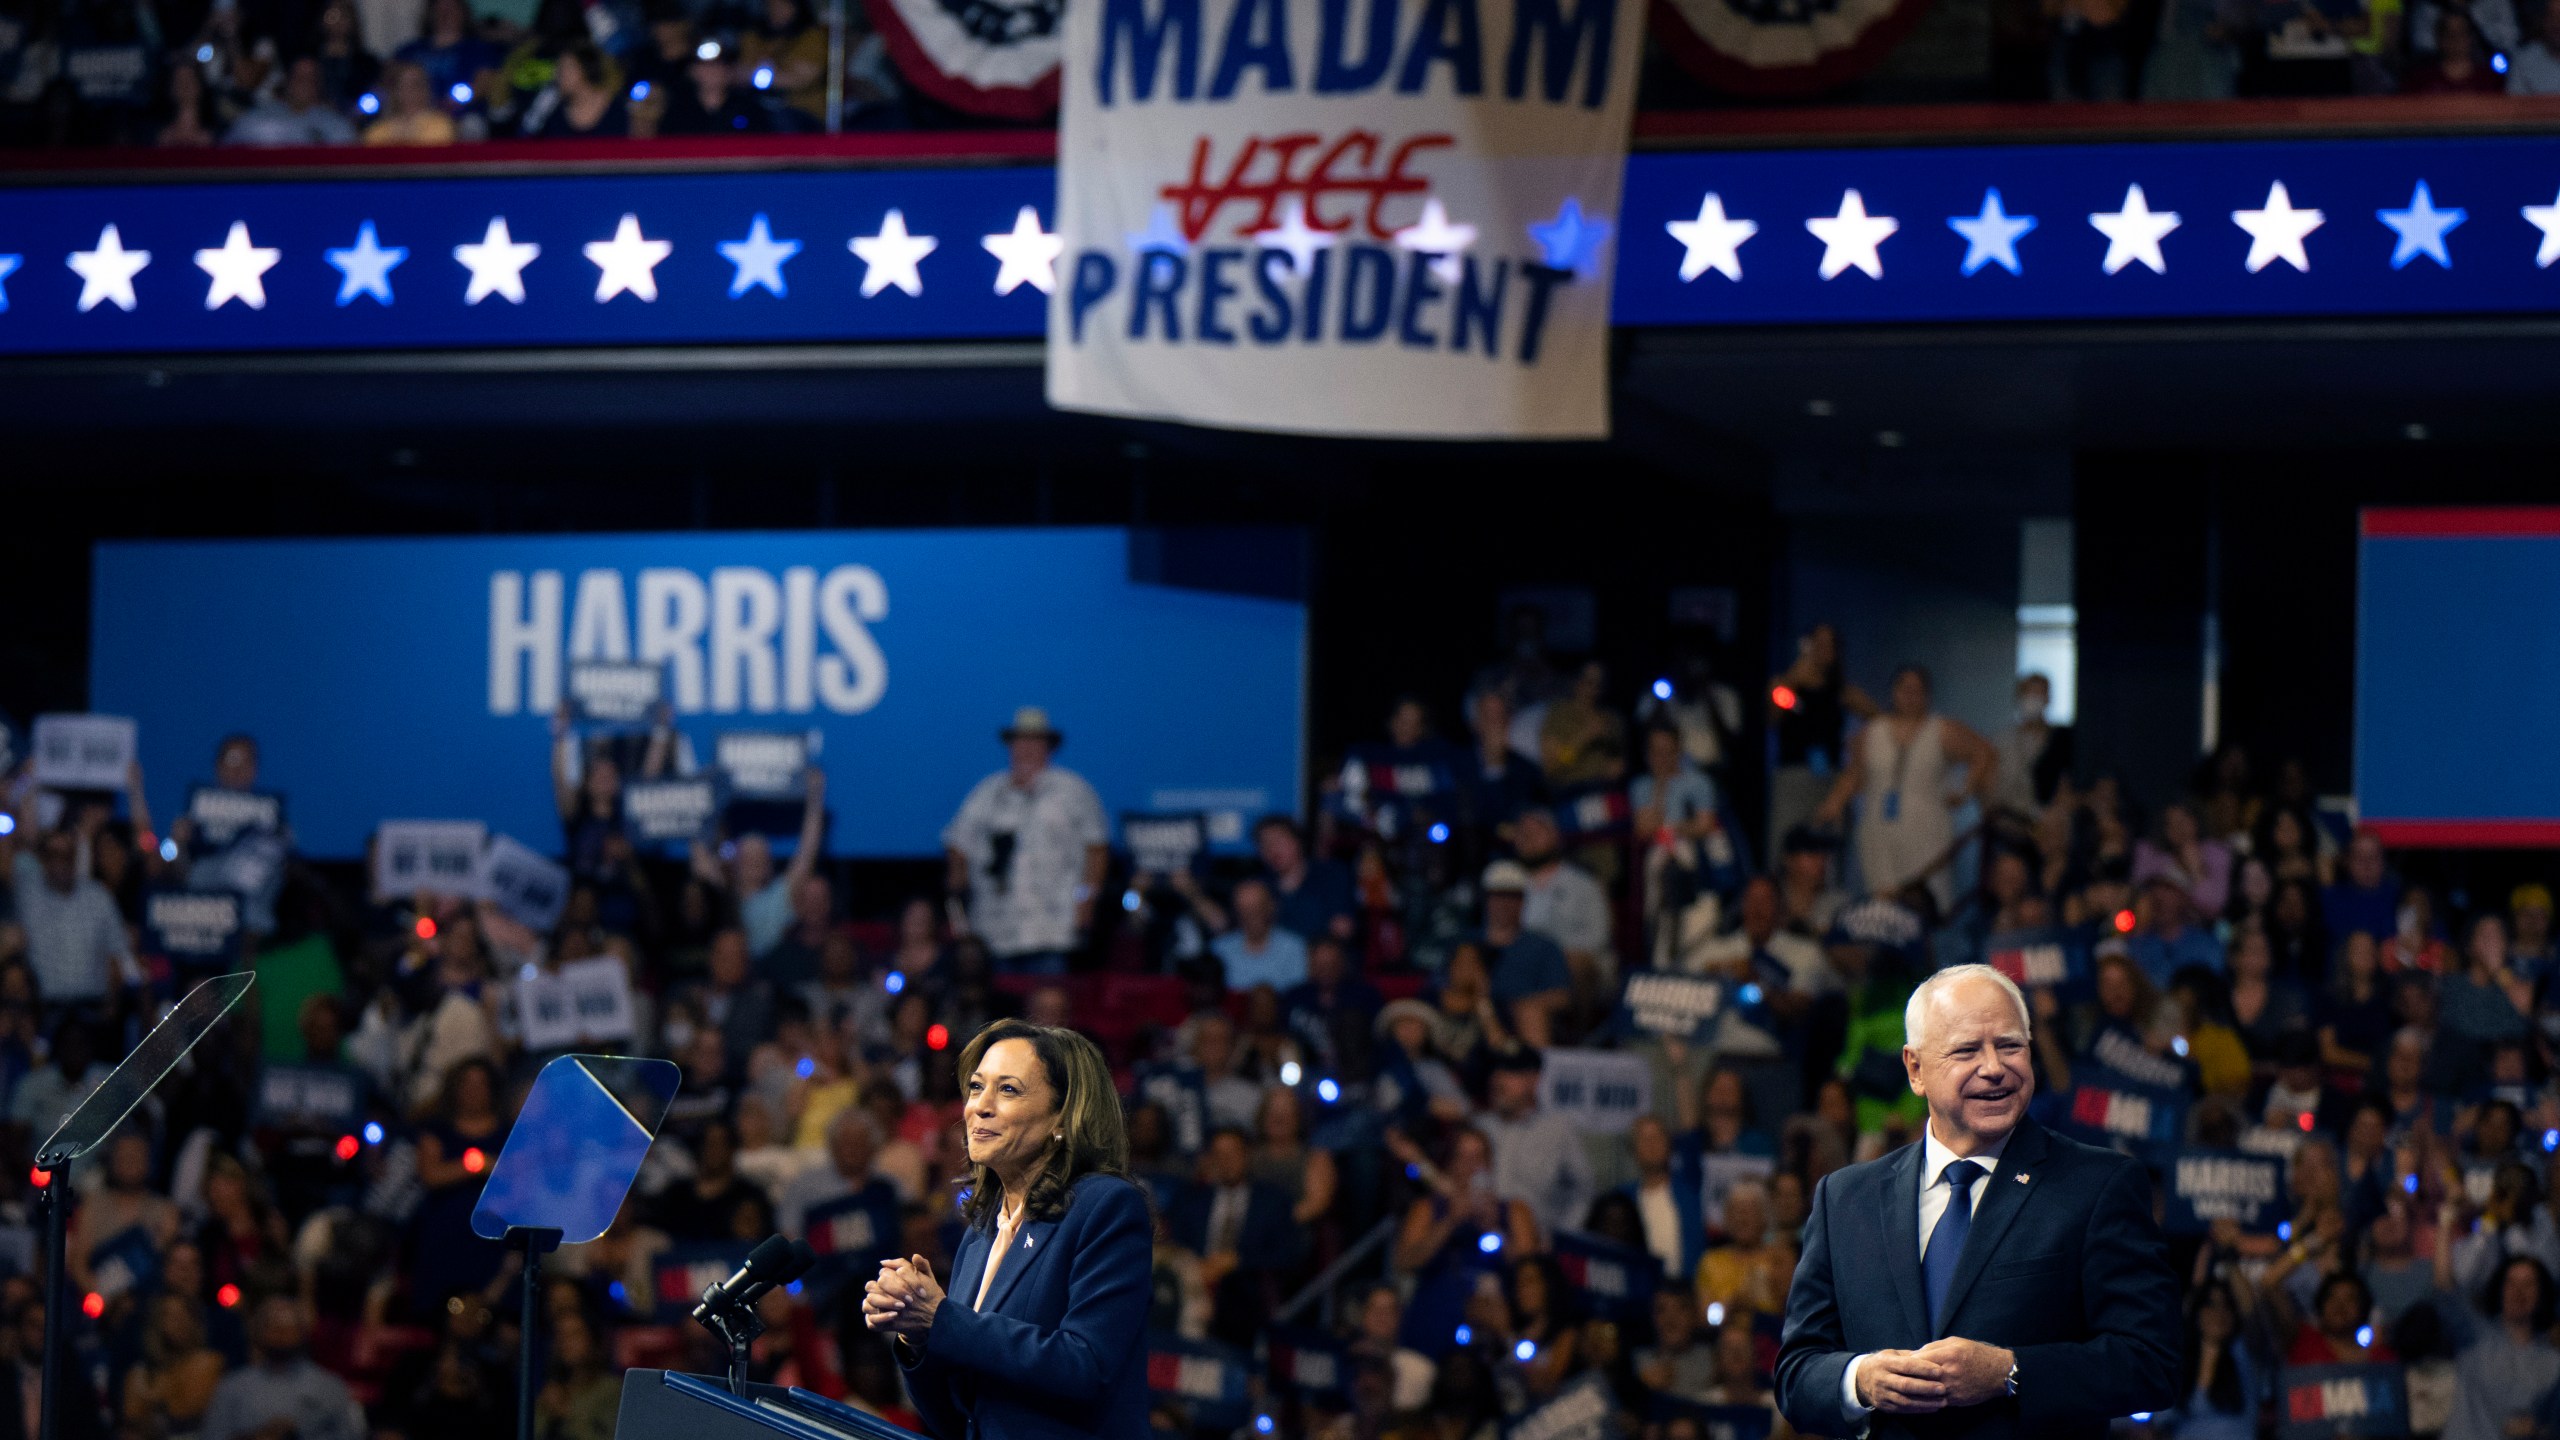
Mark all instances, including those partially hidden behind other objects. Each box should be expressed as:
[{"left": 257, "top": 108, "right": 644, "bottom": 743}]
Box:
[{"left": 697, "top": 1295, "right": 769, "bottom": 1393}]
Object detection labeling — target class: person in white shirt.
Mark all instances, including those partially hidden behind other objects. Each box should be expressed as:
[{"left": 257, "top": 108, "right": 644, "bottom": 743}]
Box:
[
  {"left": 1514, "top": 807, "right": 1617, "bottom": 1006},
  {"left": 943, "top": 708, "right": 1108, "bottom": 975},
  {"left": 1691, "top": 876, "right": 1838, "bottom": 1125},
  {"left": 2511, "top": 1, "right": 2560, "bottom": 90}
]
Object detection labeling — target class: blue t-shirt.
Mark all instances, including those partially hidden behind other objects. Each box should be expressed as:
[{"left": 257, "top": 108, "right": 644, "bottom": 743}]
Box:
[
  {"left": 1213, "top": 929, "right": 1310, "bottom": 992},
  {"left": 1268, "top": 860, "right": 1356, "bottom": 944},
  {"left": 1481, "top": 930, "right": 1572, "bottom": 1002},
  {"left": 2126, "top": 926, "right": 2225, "bottom": 988},
  {"left": 2322, "top": 882, "right": 2399, "bottom": 944}
]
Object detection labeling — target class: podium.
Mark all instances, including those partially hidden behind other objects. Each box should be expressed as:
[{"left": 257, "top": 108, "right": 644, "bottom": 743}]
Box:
[{"left": 616, "top": 1370, "right": 922, "bottom": 1440}]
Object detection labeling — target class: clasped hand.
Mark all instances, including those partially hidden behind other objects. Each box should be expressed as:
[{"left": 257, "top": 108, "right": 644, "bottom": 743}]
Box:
[
  {"left": 862, "top": 1254, "right": 945, "bottom": 1343},
  {"left": 1857, "top": 1339, "right": 2014, "bottom": 1413}
]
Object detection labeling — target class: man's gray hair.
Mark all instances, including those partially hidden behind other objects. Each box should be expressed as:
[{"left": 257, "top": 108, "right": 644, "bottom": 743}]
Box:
[{"left": 1903, "top": 964, "right": 2033, "bottom": 1052}]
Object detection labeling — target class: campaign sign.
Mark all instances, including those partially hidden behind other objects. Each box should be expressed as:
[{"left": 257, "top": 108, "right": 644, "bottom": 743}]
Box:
[
  {"left": 516, "top": 957, "right": 638, "bottom": 1051},
  {"left": 1541, "top": 1048, "right": 1651, "bottom": 1135},
  {"left": 1985, "top": 926, "right": 2082, "bottom": 990},
  {"left": 1701, "top": 1151, "right": 1776, "bottom": 1230},
  {"left": 2087, "top": 1027, "right": 2194, "bottom": 1093},
  {"left": 1265, "top": 1324, "right": 1351, "bottom": 1399},
  {"left": 1048, "top": 0, "right": 1646, "bottom": 438},
  {"left": 1123, "top": 812, "right": 1209, "bottom": 876},
  {"left": 800, "top": 1185, "right": 903, "bottom": 1309},
  {"left": 569, "top": 660, "right": 664, "bottom": 725},
  {"left": 479, "top": 834, "right": 571, "bottom": 933},
  {"left": 2277, "top": 1363, "right": 2409, "bottom": 1440},
  {"left": 1552, "top": 1227, "right": 1661, "bottom": 1319},
  {"left": 624, "top": 776, "right": 724, "bottom": 844},
  {"left": 256, "top": 1063, "right": 365, "bottom": 1132},
  {"left": 2165, "top": 1148, "right": 2291, "bottom": 1235},
  {"left": 186, "top": 787, "right": 286, "bottom": 849},
  {"left": 2059, "top": 1062, "right": 2189, "bottom": 1157},
  {"left": 1144, "top": 1333, "right": 1252, "bottom": 1430},
  {"left": 1646, "top": 1395, "right": 1773, "bottom": 1440},
  {"left": 1136, "top": 1062, "right": 1211, "bottom": 1155},
  {"left": 144, "top": 890, "right": 243, "bottom": 963},
  {"left": 717, "top": 731, "right": 814, "bottom": 799},
  {"left": 1505, "top": 1373, "right": 1612, "bottom": 1440},
  {"left": 372, "top": 820, "right": 488, "bottom": 900},
  {"left": 1621, "top": 972, "right": 1723, "bottom": 1041},
  {"left": 31, "top": 713, "right": 135, "bottom": 791},
  {"left": 653, "top": 1242, "right": 756, "bottom": 1321}
]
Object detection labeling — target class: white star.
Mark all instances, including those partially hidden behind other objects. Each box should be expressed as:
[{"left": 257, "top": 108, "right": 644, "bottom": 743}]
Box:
[
  {"left": 717, "top": 213, "right": 801, "bottom": 299},
  {"left": 584, "top": 213, "right": 672, "bottom": 303},
  {"left": 2089, "top": 184, "right": 2181, "bottom": 276},
  {"left": 1947, "top": 189, "right": 2037, "bottom": 277},
  {"left": 2231, "top": 181, "right": 2323, "bottom": 274},
  {"left": 1665, "top": 193, "right": 1756, "bottom": 282},
  {"left": 1805, "top": 189, "right": 1897, "bottom": 280},
  {"left": 1126, "top": 202, "right": 1192, "bottom": 258},
  {"left": 455, "top": 217, "right": 540, "bottom": 305},
  {"left": 67, "top": 224, "right": 151, "bottom": 314},
  {"left": 2377, "top": 182, "right": 2464, "bottom": 271},
  {"left": 193, "top": 221, "right": 280, "bottom": 311},
  {"left": 2524, "top": 190, "right": 2560, "bottom": 269},
  {"left": 851, "top": 209, "right": 937, "bottom": 298},
  {"left": 1393, "top": 198, "right": 1476, "bottom": 285},
  {"left": 981, "top": 206, "right": 1062, "bottom": 296},
  {"left": 324, "top": 221, "right": 406, "bottom": 306},
  {"left": 1251, "top": 197, "right": 1337, "bottom": 278}
]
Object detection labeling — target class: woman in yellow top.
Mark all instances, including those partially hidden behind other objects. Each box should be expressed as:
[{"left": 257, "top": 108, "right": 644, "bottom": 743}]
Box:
[
  {"left": 365, "top": 62, "right": 460, "bottom": 143},
  {"left": 1694, "top": 1179, "right": 1797, "bottom": 1322},
  {"left": 735, "top": 0, "right": 830, "bottom": 125},
  {"left": 124, "top": 1294, "right": 228, "bottom": 1439}
]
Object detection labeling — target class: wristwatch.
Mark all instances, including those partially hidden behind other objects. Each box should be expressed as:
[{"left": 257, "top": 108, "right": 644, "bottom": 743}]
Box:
[{"left": 2004, "top": 1360, "right": 2021, "bottom": 1399}]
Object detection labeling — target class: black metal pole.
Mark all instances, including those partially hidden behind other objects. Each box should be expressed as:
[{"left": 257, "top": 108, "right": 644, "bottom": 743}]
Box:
[
  {"left": 37, "top": 1155, "right": 67, "bottom": 1440},
  {"left": 519, "top": 1238, "right": 539, "bottom": 1440},
  {"left": 508, "top": 1226, "right": 561, "bottom": 1440}
]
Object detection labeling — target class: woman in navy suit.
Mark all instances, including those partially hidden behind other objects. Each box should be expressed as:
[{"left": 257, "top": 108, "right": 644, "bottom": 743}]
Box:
[{"left": 864, "top": 1019, "right": 1152, "bottom": 1440}]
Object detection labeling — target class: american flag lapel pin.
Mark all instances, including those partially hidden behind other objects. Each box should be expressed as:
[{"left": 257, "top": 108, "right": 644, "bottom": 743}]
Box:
[{"left": 2014, "top": 1173, "right": 2030, "bottom": 1184}]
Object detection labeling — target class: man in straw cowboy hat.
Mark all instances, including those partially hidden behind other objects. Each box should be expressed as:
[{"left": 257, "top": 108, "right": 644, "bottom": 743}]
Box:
[{"left": 943, "top": 707, "right": 1109, "bottom": 976}]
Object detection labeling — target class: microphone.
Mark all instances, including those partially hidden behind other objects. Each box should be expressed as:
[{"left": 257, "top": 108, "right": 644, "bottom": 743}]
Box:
[
  {"left": 692, "top": 1235, "right": 800, "bottom": 1322},
  {"left": 738, "top": 1240, "right": 817, "bottom": 1307}
]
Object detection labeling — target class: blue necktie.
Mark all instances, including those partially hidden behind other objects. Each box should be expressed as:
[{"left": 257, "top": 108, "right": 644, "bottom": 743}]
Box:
[{"left": 1923, "top": 1159, "right": 1985, "bottom": 1331}]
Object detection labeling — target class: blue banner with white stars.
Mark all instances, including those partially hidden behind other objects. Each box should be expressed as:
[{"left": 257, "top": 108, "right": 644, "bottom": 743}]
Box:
[
  {"left": 0, "top": 166, "right": 1059, "bottom": 354},
  {"left": 7, "top": 132, "right": 2560, "bottom": 356},
  {"left": 1615, "top": 135, "right": 2560, "bottom": 326}
]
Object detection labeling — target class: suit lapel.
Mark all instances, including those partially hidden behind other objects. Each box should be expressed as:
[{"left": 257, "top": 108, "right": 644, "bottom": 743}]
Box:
[
  {"left": 1933, "top": 1119, "right": 2051, "bottom": 1338},
  {"left": 950, "top": 1224, "right": 990, "bottom": 1314},
  {"left": 1879, "top": 1142, "right": 1929, "bottom": 1345},
  {"left": 980, "top": 1216, "right": 1061, "bottom": 1316}
]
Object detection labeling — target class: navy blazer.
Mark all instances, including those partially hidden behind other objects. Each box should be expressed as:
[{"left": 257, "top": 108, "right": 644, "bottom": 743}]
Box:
[
  {"left": 899, "top": 1174, "right": 1153, "bottom": 1440},
  {"left": 1774, "top": 1117, "right": 2180, "bottom": 1440}
]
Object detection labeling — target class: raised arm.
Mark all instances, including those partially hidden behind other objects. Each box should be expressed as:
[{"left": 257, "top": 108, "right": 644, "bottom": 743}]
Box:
[
  {"left": 782, "top": 767, "right": 829, "bottom": 889},
  {"left": 549, "top": 704, "right": 579, "bottom": 821}
]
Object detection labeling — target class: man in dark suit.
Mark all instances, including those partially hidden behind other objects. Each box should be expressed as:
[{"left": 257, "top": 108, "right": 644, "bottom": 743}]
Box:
[
  {"left": 1776, "top": 964, "right": 2179, "bottom": 1438},
  {"left": 1167, "top": 1128, "right": 1303, "bottom": 1346}
]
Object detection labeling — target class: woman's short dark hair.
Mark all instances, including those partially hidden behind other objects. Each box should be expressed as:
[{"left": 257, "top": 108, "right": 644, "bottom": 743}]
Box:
[{"left": 2482, "top": 1255, "right": 2558, "bottom": 1331}]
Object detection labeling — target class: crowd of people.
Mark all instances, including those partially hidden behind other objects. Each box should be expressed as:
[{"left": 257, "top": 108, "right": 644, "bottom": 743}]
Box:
[
  {"left": 2015, "top": 0, "right": 2560, "bottom": 100},
  {"left": 0, "top": 0, "right": 904, "bottom": 148},
  {"left": 0, "top": 619, "right": 2555, "bottom": 1440},
  {"left": 4, "top": 0, "right": 2558, "bottom": 151}
]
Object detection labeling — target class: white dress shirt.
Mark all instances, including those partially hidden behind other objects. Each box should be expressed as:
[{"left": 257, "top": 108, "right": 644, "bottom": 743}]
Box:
[{"left": 1840, "top": 1123, "right": 2015, "bottom": 1423}]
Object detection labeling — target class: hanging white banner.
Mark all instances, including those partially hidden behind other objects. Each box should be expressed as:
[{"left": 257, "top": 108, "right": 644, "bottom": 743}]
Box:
[{"left": 1047, "top": 0, "right": 1642, "bottom": 438}]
